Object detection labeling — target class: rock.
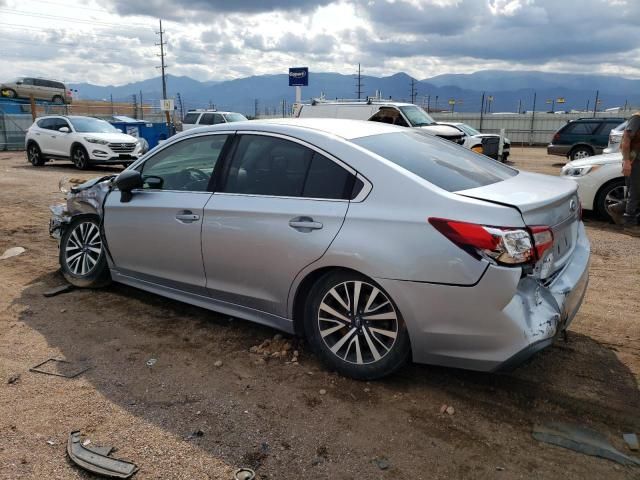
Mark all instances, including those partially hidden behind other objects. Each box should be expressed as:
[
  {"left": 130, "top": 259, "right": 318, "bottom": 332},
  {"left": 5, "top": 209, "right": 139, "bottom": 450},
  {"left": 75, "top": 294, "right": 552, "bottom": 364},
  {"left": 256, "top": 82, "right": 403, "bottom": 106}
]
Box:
[
  {"left": 496, "top": 466, "right": 505, "bottom": 471},
  {"left": 293, "top": 350, "right": 299, "bottom": 357},
  {"left": 311, "top": 456, "right": 325, "bottom": 466},
  {"left": 271, "top": 352, "right": 280, "bottom": 358},
  {"left": 319, "top": 389, "right": 327, "bottom": 395},
  {"left": 273, "top": 334, "right": 283, "bottom": 341},
  {"left": 60, "top": 308, "right": 66, "bottom": 313},
  {"left": 0, "top": 247, "right": 25, "bottom": 260},
  {"left": 445, "top": 406, "right": 455, "bottom": 415},
  {"left": 7, "top": 374, "right": 20, "bottom": 385},
  {"left": 280, "top": 350, "right": 287, "bottom": 357},
  {"left": 306, "top": 371, "right": 313, "bottom": 376},
  {"left": 439, "top": 404, "right": 448, "bottom": 414},
  {"left": 249, "top": 346, "right": 259, "bottom": 354},
  {"left": 364, "top": 388, "right": 371, "bottom": 393},
  {"left": 375, "top": 457, "right": 391, "bottom": 470},
  {"left": 214, "top": 360, "right": 223, "bottom": 367}
]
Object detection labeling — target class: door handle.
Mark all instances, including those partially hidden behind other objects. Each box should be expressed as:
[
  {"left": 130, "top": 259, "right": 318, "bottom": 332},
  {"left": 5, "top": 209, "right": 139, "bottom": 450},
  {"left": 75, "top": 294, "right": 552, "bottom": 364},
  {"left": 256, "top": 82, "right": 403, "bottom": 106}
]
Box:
[
  {"left": 289, "top": 216, "right": 323, "bottom": 231},
  {"left": 175, "top": 210, "right": 200, "bottom": 223}
]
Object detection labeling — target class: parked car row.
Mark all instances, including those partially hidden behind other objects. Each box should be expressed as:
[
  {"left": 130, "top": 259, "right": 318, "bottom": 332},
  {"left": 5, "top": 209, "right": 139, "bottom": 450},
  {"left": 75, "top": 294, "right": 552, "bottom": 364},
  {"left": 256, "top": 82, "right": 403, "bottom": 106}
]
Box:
[{"left": 547, "top": 117, "right": 625, "bottom": 160}]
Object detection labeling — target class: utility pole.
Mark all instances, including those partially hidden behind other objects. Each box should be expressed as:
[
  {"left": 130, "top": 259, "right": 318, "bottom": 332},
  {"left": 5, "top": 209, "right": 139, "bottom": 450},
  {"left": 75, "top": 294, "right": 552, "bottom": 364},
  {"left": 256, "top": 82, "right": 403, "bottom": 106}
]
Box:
[
  {"left": 355, "top": 63, "right": 364, "bottom": 100},
  {"left": 426, "top": 94, "right": 431, "bottom": 113},
  {"left": 139, "top": 90, "right": 144, "bottom": 119},
  {"left": 529, "top": 91, "right": 537, "bottom": 146},
  {"left": 110, "top": 94, "right": 114, "bottom": 115},
  {"left": 586, "top": 99, "right": 590, "bottom": 112},
  {"left": 131, "top": 93, "right": 137, "bottom": 118},
  {"left": 410, "top": 78, "right": 417, "bottom": 104},
  {"left": 254, "top": 99, "right": 259, "bottom": 119},
  {"left": 517, "top": 99, "right": 522, "bottom": 114},
  {"left": 156, "top": 19, "right": 171, "bottom": 132},
  {"left": 593, "top": 90, "right": 599, "bottom": 118},
  {"left": 435, "top": 95, "right": 439, "bottom": 111}
]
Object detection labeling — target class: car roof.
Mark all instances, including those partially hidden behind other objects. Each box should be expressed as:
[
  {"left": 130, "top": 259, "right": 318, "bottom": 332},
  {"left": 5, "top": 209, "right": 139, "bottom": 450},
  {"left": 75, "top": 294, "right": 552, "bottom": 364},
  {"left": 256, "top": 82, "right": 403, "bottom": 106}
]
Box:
[
  {"left": 182, "top": 118, "right": 402, "bottom": 140},
  {"left": 307, "top": 101, "right": 415, "bottom": 107}
]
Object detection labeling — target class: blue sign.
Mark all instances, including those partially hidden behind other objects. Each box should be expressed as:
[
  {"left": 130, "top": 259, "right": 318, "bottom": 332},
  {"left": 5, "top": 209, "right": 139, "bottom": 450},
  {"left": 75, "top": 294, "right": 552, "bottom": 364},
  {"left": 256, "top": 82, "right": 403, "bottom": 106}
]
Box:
[{"left": 289, "top": 67, "right": 309, "bottom": 87}]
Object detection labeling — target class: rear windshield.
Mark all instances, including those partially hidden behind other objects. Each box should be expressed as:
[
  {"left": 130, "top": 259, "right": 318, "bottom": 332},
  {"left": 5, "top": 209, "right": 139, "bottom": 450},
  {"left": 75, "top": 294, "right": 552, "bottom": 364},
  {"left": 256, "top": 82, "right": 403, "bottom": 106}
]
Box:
[
  {"left": 224, "top": 113, "right": 248, "bottom": 122},
  {"left": 352, "top": 131, "right": 517, "bottom": 192},
  {"left": 183, "top": 113, "right": 200, "bottom": 124}
]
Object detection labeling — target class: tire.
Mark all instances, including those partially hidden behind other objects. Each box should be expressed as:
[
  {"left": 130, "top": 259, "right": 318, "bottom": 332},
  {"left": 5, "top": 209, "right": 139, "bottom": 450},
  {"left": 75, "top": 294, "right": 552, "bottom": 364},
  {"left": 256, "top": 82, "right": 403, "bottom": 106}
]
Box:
[
  {"left": 59, "top": 216, "right": 111, "bottom": 288},
  {"left": 4, "top": 88, "right": 17, "bottom": 98},
  {"left": 570, "top": 146, "right": 593, "bottom": 161},
  {"left": 71, "top": 145, "right": 90, "bottom": 170},
  {"left": 304, "top": 271, "right": 411, "bottom": 380},
  {"left": 27, "top": 142, "right": 45, "bottom": 166},
  {"left": 595, "top": 178, "right": 626, "bottom": 221},
  {"left": 52, "top": 95, "right": 64, "bottom": 104}
]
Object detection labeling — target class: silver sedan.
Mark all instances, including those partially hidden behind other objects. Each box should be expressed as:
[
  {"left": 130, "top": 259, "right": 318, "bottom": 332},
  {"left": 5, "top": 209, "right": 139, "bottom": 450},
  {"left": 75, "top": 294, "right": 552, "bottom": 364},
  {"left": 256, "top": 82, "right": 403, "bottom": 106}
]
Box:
[{"left": 50, "top": 118, "right": 590, "bottom": 379}]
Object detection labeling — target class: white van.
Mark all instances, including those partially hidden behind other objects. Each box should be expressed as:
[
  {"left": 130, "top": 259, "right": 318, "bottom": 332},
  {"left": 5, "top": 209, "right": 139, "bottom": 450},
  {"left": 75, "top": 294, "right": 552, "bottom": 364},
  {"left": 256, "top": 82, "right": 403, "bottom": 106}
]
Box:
[
  {"left": 293, "top": 101, "right": 465, "bottom": 145},
  {"left": 180, "top": 110, "right": 248, "bottom": 131}
]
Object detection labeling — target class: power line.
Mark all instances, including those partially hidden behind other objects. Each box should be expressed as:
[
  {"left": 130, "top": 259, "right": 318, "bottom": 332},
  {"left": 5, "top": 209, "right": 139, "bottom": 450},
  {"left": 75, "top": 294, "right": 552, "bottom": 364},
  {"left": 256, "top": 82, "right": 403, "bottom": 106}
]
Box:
[
  {"left": 0, "top": 21, "right": 152, "bottom": 41},
  {"left": 0, "top": 8, "right": 152, "bottom": 28}
]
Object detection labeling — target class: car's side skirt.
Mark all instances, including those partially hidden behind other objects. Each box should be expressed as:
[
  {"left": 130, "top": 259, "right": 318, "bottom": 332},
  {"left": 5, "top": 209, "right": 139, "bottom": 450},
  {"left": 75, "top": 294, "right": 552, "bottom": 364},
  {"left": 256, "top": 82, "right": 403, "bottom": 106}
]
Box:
[{"left": 110, "top": 269, "right": 295, "bottom": 334}]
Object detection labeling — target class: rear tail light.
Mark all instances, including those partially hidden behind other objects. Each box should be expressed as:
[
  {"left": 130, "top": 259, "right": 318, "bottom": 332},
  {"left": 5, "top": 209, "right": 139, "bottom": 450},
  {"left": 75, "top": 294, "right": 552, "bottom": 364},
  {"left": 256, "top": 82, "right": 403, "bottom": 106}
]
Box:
[
  {"left": 429, "top": 218, "right": 554, "bottom": 266},
  {"left": 552, "top": 133, "right": 560, "bottom": 143}
]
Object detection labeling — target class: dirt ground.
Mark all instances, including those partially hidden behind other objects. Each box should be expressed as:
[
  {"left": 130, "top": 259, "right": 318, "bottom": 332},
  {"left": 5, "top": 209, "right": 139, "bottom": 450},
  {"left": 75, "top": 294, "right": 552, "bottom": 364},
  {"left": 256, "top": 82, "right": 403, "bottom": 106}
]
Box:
[{"left": 0, "top": 147, "right": 638, "bottom": 479}]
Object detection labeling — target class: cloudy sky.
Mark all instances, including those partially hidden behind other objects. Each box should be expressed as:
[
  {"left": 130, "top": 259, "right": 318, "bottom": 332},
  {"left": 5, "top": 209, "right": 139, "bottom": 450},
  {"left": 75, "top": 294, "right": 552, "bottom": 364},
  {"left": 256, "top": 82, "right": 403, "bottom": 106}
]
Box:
[{"left": 1, "top": 0, "right": 639, "bottom": 86}]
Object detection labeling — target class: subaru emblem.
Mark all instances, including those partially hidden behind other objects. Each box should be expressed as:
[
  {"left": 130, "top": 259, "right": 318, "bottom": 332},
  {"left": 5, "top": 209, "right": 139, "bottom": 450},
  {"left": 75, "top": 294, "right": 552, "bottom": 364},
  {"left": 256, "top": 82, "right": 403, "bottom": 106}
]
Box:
[{"left": 569, "top": 199, "right": 577, "bottom": 212}]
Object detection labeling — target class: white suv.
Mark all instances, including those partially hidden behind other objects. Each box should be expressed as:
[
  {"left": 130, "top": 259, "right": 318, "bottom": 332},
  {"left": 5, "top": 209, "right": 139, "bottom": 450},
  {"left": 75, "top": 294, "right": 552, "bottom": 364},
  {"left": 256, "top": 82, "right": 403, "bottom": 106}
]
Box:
[
  {"left": 180, "top": 110, "right": 248, "bottom": 131},
  {"left": 25, "top": 115, "right": 144, "bottom": 169}
]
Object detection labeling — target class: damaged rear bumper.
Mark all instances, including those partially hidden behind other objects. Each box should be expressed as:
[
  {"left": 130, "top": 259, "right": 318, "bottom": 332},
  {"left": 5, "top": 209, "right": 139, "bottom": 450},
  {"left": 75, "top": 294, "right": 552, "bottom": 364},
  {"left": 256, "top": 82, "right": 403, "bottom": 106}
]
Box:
[{"left": 376, "top": 222, "right": 591, "bottom": 372}]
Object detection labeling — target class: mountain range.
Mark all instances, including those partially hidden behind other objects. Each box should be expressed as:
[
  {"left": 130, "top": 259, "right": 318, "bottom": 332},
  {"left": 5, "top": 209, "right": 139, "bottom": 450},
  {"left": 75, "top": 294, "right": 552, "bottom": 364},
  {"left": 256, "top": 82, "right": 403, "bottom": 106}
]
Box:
[{"left": 70, "top": 70, "right": 640, "bottom": 116}]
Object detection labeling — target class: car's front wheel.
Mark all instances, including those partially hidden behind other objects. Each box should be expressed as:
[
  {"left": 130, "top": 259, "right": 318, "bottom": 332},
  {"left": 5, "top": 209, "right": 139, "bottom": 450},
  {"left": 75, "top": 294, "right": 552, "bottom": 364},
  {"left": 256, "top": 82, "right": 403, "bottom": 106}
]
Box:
[
  {"left": 4, "top": 88, "right": 17, "bottom": 98},
  {"left": 305, "top": 271, "right": 411, "bottom": 380},
  {"left": 72, "top": 146, "right": 89, "bottom": 170},
  {"left": 59, "top": 216, "right": 111, "bottom": 288}
]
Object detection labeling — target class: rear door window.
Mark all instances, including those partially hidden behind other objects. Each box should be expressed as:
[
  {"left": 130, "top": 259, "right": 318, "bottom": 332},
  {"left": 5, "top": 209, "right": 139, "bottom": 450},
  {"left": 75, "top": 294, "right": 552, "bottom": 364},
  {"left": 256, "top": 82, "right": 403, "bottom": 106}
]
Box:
[
  {"left": 223, "top": 135, "right": 357, "bottom": 199},
  {"left": 213, "top": 113, "right": 225, "bottom": 124},
  {"left": 563, "top": 122, "right": 600, "bottom": 135},
  {"left": 352, "top": 131, "right": 517, "bottom": 192}
]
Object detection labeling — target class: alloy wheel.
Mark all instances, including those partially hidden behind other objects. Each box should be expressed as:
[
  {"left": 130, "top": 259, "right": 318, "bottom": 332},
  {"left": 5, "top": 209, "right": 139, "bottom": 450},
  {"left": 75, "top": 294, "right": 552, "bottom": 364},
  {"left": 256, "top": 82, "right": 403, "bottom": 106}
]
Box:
[
  {"left": 64, "top": 221, "right": 102, "bottom": 276},
  {"left": 73, "top": 149, "right": 87, "bottom": 169},
  {"left": 573, "top": 150, "right": 591, "bottom": 160},
  {"left": 28, "top": 145, "right": 39, "bottom": 164},
  {"left": 604, "top": 185, "right": 625, "bottom": 208},
  {"left": 317, "top": 280, "right": 398, "bottom": 365}
]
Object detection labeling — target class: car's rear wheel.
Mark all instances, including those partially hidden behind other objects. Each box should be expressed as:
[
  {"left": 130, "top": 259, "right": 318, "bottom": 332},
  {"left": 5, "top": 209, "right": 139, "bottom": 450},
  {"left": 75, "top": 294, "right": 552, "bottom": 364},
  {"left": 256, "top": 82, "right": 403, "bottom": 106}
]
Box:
[
  {"left": 570, "top": 146, "right": 593, "bottom": 161},
  {"left": 595, "top": 178, "right": 626, "bottom": 221},
  {"left": 27, "top": 142, "right": 44, "bottom": 166},
  {"left": 59, "top": 216, "right": 111, "bottom": 288},
  {"left": 72, "top": 146, "right": 89, "bottom": 170},
  {"left": 304, "top": 271, "right": 411, "bottom": 380},
  {"left": 4, "top": 88, "right": 17, "bottom": 98}
]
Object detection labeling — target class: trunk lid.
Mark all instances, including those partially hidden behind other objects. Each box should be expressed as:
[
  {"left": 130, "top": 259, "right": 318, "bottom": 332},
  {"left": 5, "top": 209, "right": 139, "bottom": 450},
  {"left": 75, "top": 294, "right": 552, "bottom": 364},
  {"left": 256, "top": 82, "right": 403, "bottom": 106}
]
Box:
[{"left": 457, "top": 171, "right": 581, "bottom": 276}]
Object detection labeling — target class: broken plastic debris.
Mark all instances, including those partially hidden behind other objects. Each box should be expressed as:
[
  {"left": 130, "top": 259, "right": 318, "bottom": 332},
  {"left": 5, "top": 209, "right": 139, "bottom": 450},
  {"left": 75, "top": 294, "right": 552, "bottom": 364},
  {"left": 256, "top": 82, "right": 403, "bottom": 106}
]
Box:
[
  {"left": 146, "top": 358, "right": 157, "bottom": 367},
  {"left": 0, "top": 247, "right": 25, "bottom": 260},
  {"left": 234, "top": 468, "right": 256, "bottom": 480},
  {"left": 67, "top": 430, "right": 137, "bottom": 479},
  {"left": 43, "top": 284, "right": 74, "bottom": 298},
  {"left": 623, "top": 433, "right": 639, "bottom": 451},
  {"left": 533, "top": 422, "right": 640, "bottom": 466}
]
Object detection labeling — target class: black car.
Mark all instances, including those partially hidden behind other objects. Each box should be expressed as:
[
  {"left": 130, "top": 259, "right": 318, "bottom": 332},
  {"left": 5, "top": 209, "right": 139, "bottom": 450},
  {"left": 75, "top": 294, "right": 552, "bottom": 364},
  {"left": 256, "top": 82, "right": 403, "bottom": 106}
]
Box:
[{"left": 547, "top": 117, "right": 625, "bottom": 160}]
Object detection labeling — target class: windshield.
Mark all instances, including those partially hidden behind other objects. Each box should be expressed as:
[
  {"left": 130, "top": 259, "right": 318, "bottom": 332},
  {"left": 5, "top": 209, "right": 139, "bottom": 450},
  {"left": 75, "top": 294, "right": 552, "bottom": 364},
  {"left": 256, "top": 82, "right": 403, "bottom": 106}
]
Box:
[
  {"left": 352, "top": 131, "right": 517, "bottom": 192},
  {"left": 69, "top": 117, "right": 118, "bottom": 133},
  {"left": 457, "top": 124, "right": 481, "bottom": 136},
  {"left": 398, "top": 106, "right": 435, "bottom": 127},
  {"left": 224, "top": 113, "right": 248, "bottom": 122}
]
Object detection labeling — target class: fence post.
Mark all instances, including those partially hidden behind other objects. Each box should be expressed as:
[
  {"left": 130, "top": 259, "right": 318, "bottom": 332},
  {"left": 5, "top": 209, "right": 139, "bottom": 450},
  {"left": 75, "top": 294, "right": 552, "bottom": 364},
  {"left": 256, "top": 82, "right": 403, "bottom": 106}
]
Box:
[
  {"left": 529, "top": 92, "right": 536, "bottom": 146},
  {"left": 479, "top": 92, "right": 485, "bottom": 132}
]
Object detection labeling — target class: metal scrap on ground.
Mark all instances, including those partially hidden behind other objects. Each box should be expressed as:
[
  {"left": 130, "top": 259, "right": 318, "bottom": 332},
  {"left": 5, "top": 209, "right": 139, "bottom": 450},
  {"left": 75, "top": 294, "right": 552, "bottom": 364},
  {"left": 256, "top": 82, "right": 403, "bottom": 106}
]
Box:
[
  {"left": 533, "top": 422, "right": 640, "bottom": 466},
  {"left": 43, "top": 284, "right": 74, "bottom": 297},
  {"left": 67, "top": 430, "right": 138, "bottom": 479},
  {"left": 29, "top": 358, "right": 90, "bottom": 378}
]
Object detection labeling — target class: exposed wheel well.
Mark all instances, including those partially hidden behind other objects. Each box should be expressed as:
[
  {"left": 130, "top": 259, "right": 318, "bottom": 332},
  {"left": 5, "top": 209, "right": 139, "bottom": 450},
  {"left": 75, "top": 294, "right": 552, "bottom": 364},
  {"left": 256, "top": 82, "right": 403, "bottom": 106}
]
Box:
[
  {"left": 70, "top": 142, "right": 86, "bottom": 156},
  {"left": 291, "top": 266, "right": 367, "bottom": 337}
]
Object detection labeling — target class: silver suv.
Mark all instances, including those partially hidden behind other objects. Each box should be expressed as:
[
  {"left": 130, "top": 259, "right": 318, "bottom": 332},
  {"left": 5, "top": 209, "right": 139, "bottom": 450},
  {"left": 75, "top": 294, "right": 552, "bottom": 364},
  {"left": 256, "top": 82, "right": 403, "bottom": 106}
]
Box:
[{"left": 1, "top": 77, "right": 72, "bottom": 104}]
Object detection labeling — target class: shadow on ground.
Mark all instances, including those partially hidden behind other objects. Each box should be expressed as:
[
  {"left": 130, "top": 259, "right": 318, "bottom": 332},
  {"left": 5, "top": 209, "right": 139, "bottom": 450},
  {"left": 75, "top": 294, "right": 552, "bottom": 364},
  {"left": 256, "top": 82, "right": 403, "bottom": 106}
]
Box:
[{"left": 13, "top": 269, "right": 640, "bottom": 478}]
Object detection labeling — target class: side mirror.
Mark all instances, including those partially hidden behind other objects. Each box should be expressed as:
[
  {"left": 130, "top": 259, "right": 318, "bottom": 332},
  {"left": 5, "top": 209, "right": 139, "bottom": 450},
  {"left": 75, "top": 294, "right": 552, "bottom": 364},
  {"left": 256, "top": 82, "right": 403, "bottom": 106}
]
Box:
[
  {"left": 59, "top": 126, "right": 70, "bottom": 133},
  {"left": 115, "top": 169, "right": 143, "bottom": 202},
  {"left": 16, "top": 81, "right": 23, "bottom": 85}
]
